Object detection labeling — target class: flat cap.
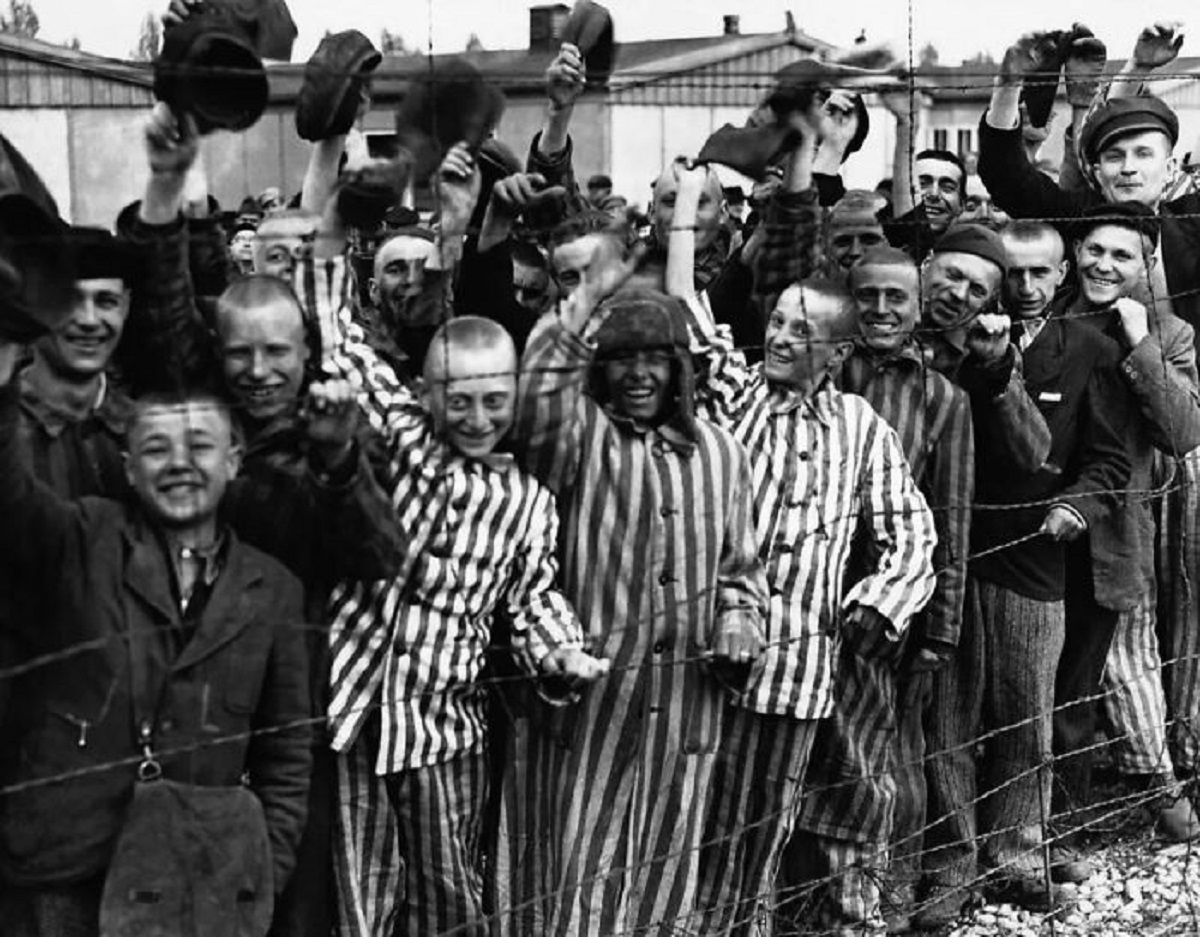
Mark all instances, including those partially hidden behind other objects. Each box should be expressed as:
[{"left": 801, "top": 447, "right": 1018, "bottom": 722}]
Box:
[{"left": 1080, "top": 95, "right": 1179, "bottom": 164}]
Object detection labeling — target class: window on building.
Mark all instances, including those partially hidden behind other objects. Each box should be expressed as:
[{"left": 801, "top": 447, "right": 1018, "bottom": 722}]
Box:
[
  {"left": 932, "top": 128, "right": 948, "bottom": 152},
  {"left": 957, "top": 128, "right": 973, "bottom": 158}
]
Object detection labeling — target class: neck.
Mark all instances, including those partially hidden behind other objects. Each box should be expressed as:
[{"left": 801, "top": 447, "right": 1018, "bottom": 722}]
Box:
[
  {"left": 26, "top": 356, "right": 104, "bottom": 417},
  {"left": 165, "top": 520, "right": 220, "bottom": 553}
]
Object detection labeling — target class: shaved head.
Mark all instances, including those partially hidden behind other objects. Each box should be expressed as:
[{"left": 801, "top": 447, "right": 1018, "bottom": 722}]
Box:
[{"left": 423, "top": 316, "right": 517, "bottom": 385}]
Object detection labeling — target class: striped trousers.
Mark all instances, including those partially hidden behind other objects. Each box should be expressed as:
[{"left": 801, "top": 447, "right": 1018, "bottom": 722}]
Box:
[
  {"left": 384, "top": 751, "right": 489, "bottom": 937},
  {"left": 334, "top": 721, "right": 402, "bottom": 937},
  {"left": 782, "top": 647, "right": 899, "bottom": 932},
  {"left": 695, "top": 706, "right": 820, "bottom": 935},
  {"left": 1103, "top": 594, "right": 1175, "bottom": 777},
  {"left": 889, "top": 668, "right": 934, "bottom": 909},
  {"left": 923, "top": 578, "right": 1064, "bottom": 888},
  {"left": 1157, "top": 449, "right": 1200, "bottom": 776}
]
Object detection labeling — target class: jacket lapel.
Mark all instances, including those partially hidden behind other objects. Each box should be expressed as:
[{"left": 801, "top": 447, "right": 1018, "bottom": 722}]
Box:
[
  {"left": 123, "top": 527, "right": 180, "bottom": 628},
  {"left": 172, "top": 540, "right": 265, "bottom": 673},
  {"left": 1021, "top": 317, "right": 1066, "bottom": 387}
]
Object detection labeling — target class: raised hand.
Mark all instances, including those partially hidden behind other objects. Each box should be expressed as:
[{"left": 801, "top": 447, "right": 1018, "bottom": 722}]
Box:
[
  {"left": 558, "top": 238, "right": 645, "bottom": 334},
  {"left": 162, "top": 0, "right": 200, "bottom": 29},
  {"left": 998, "top": 32, "right": 1060, "bottom": 86},
  {"left": 144, "top": 102, "right": 199, "bottom": 176},
  {"left": 436, "top": 142, "right": 482, "bottom": 231},
  {"left": 1133, "top": 21, "right": 1185, "bottom": 69},
  {"left": 546, "top": 42, "right": 586, "bottom": 111},
  {"left": 965, "top": 312, "right": 1013, "bottom": 364},
  {"left": 302, "top": 379, "right": 359, "bottom": 457},
  {"left": 490, "top": 172, "right": 567, "bottom": 218},
  {"left": 1063, "top": 24, "right": 1108, "bottom": 108}
]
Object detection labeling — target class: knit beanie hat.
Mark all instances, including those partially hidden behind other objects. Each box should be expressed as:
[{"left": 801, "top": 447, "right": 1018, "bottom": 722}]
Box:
[{"left": 931, "top": 223, "right": 1008, "bottom": 275}]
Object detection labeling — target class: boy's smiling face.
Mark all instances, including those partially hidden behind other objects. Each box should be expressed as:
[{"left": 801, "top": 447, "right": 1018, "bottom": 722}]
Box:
[{"left": 423, "top": 340, "right": 517, "bottom": 459}]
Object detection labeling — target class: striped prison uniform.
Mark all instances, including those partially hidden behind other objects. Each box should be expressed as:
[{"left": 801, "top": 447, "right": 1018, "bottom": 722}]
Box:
[
  {"left": 315, "top": 265, "right": 586, "bottom": 935},
  {"left": 693, "top": 346, "right": 937, "bottom": 935},
  {"left": 494, "top": 319, "right": 767, "bottom": 936},
  {"left": 1103, "top": 592, "right": 1175, "bottom": 777},
  {"left": 782, "top": 343, "right": 972, "bottom": 930},
  {"left": 1158, "top": 448, "right": 1200, "bottom": 776}
]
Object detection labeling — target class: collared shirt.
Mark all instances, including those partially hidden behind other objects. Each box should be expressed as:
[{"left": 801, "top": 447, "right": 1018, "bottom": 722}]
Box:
[
  {"left": 312, "top": 258, "right": 583, "bottom": 773},
  {"left": 697, "top": 344, "right": 938, "bottom": 719},
  {"left": 840, "top": 342, "right": 974, "bottom": 649}
]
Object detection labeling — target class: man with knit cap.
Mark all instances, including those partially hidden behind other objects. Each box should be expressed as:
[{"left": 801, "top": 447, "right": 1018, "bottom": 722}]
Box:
[
  {"left": 500, "top": 280, "right": 767, "bottom": 935},
  {"left": 916, "top": 218, "right": 1133, "bottom": 927}
]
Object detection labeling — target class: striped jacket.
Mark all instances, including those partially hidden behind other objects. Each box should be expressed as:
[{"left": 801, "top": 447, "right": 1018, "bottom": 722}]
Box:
[
  {"left": 314, "top": 263, "right": 584, "bottom": 772},
  {"left": 697, "top": 350, "right": 938, "bottom": 720},
  {"left": 499, "top": 319, "right": 767, "bottom": 935},
  {"left": 840, "top": 344, "right": 974, "bottom": 649}
]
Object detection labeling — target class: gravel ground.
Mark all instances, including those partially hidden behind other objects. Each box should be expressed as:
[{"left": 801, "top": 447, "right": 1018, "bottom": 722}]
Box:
[{"left": 945, "top": 805, "right": 1200, "bottom": 936}]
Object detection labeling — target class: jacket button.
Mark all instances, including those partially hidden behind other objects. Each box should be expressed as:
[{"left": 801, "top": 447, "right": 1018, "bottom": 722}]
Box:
[
  {"left": 659, "top": 572, "right": 674, "bottom": 585},
  {"left": 660, "top": 506, "right": 675, "bottom": 517},
  {"left": 798, "top": 451, "right": 810, "bottom": 461},
  {"left": 653, "top": 641, "right": 666, "bottom": 653}
]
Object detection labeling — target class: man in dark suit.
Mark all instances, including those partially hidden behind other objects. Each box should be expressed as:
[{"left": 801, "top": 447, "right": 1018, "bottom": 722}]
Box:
[{"left": 917, "top": 219, "right": 1132, "bottom": 928}]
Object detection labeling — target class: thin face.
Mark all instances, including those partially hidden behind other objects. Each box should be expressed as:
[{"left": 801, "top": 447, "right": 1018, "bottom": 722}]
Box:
[
  {"left": 602, "top": 349, "right": 673, "bottom": 424},
  {"left": 1092, "top": 131, "right": 1174, "bottom": 206},
  {"left": 125, "top": 402, "right": 240, "bottom": 531},
  {"left": 230, "top": 229, "right": 256, "bottom": 264},
  {"left": 551, "top": 234, "right": 618, "bottom": 299},
  {"left": 1002, "top": 233, "right": 1067, "bottom": 319},
  {"left": 915, "top": 157, "right": 964, "bottom": 232},
  {"left": 370, "top": 236, "right": 436, "bottom": 324},
  {"left": 512, "top": 261, "right": 551, "bottom": 316},
  {"left": 850, "top": 263, "right": 920, "bottom": 354},
  {"left": 829, "top": 222, "right": 886, "bottom": 272},
  {"left": 763, "top": 287, "right": 843, "bottom": 388},
  {"left": 961, "top": 178, "right": 1009, "bottom": 226},
  {"left": 425, "top": 344, "right": 517, "bottom": 459},
  {"left": 36, "top": 277, "right": 130, "bottom": 379},
  {"left": 217, "top": 297, "right": 309, "bottom": 422},
  {"left": 253, "top": 215, "right": 318, "bottom": 280},
  {"left": 652, "top": 170, "right": 724, "bottom": 251},
  {"left": 923, "top": 251, "right": 1001, "bottom": 330},
  {"left": 1075, "top": 225, "right": 1150, "bottom": 307}
]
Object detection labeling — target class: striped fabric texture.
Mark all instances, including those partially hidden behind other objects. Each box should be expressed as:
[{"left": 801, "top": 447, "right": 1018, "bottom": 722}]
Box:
[
  {"left": 316, "top": 277, "right": 584, "bottom": 773},
  {"left": 1104, "top": 593, "right": 1174, "bottom": 777},
  {"left": 696, "top": 349, "right": 939, "bottom": 721},
  {"left": 496, "top": 320, "right": 767, "bottom": 936}
]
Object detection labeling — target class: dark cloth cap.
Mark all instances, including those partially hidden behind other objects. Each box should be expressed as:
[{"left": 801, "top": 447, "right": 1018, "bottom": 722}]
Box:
[
  {"left": 698, "top": 123, "right": 797, "bottom": 181},
  {"left": 1080, "top": 95, "right": 1179, "bottom": 164},
  {"left": 72, "top": 227, "right": 142, "bottom": 283},
  {"left": 154, "top": 4, "right": 269, "bottom": 134},
  {"left": 394, "top": 57, "right": 506, "bottom": 185},
  {"left": 223, "top": 0, "right": 297, "bottom": 60},
  {"left": 931, "top": 223, "right": 1008, "bottom": 274},
  {"left": 0, "top": 133, "right": 75, "bottom": 341},
  {"left": 1074, "top": 200, "right": 1161, "bottom": 250},
  {"left": 560, "top": 0, "right": 615, "bottom": 87},
  {"left": 336, "top": 158, "right": 409, "bottom": 232},
  {"left": 589, "top": 288, "right": 698, "bottom": 442},
  {"left": 295, "top": 30, "right": 381, "bottom": 142},
  {"left": 587, "top": 174, "right": 613, "bottom": 190}
]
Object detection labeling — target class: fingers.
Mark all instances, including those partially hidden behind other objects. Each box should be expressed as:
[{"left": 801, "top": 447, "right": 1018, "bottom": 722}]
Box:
[{"left": 440, "top": 143, "right": 476, "bottom": 181}]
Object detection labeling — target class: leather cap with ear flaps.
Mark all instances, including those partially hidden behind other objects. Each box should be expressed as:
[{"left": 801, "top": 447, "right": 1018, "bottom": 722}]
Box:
[
  {"left": 0, "top": 133, "right": 74, "bottom": 342},
  {"left": 394, "top": 57, "right": 506, "bottom": 185},
  {"left": 561, "top": 0, "right": 615, "bottom": 87},
  {"left": 154, "top": 2, "right": 269, "bottom": 134},
  {"left": 296, "top": 30, "right": 382, "bottom": 142}
]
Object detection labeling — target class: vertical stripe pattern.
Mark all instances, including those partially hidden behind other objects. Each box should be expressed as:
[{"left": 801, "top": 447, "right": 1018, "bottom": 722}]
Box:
[
  {"left": 1104, "top": 593, "right": 1174, "bottom": 776},
  {"left": 498, "top": 321, "right": 768, "bottom": 936}
]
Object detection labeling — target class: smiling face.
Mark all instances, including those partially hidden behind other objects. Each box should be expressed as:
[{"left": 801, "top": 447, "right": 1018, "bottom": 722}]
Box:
[
  {"left": 1092, "top": 130, "right": 1175, "bottom": 207},
  {"left": 850, "top": 262, "right": 920, "bottom": 354},
  {"left": 923, "top": 250, "right": 1001, "bottom": 330},
  {"left": 915, "top": 156, "right": 965, "bottom": 232},
  {"left": 602, "top": 348, "right": 673, "bottom": 424},
  {"left": 829, "top": 221, "right": 887, "bottom": 273},
  {"left": 125, "top": 400, "right": 240, "bottom": 535},
  {"left": 1002, "top": 230, "right": 1068, "bottom": 320},
  {"left": 424, "top": 340, "right": 517, "bottom": 459},
  {"left": 1075, "top": 224, "right": 1151, "bottom": 307},
  {"left": 35, "top": 278, "right": 130, "bottom": 380},
  {"left": 370, "top": 235, "right": 436, "bottom": 326},
  {"left": 217, "top": 295, "right": 309, "bottom": 423},
  {"left": 253, "top": 213, "right": 318, "bottom": 280},
  {"left": 763, "top": 285, "right": 850, "bottom": 389}
]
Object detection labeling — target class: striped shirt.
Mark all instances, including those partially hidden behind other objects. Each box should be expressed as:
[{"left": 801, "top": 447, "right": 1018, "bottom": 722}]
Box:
[
  {"left": 312, "top": 258, "right": 584, "bottom": 773},
  {"left": 697, "top": 348, "right": 938, "bottom": 720},
  {"left": 840, "top": 343, "right": 974, "bottom": 648}
]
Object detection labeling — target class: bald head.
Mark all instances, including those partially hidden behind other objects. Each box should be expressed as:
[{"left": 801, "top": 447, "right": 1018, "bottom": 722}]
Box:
[
  {"left": 652, "top": 164, "right": 726, "bottom": 251},
  {"left": 422, "top": 317, "right": 518, "bottom": 459}
]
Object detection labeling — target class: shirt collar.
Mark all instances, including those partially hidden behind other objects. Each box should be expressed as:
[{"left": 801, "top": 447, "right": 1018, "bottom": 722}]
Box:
[
  {"left": 850, "top": 340, "right": 925, "bottom": 369},
  {"left": 603, "top": 405, "right": 697, "bottom": 455},
  {"left": 19, "top": 369, "right": 130, "bottom": 438},
  {"left": 760, "top": 373, "right": 836, "bottom": 425}
]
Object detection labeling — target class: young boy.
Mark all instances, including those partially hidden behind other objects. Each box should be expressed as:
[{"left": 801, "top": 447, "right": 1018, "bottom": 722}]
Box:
[
  {"left": 0, "top": 337, "right": 312, "bottom": 935},
  {"left": 323, "top": 304, "right": 605, "bottom": 935}
]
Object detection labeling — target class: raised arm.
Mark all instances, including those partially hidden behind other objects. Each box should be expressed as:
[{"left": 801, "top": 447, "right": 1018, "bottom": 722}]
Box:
[
  {"left": 1109, "top": 22, "right": 1185, "bottom": 100},
  {"left": 1116, "top": 301, "right": 1200, "bottom": 456}
]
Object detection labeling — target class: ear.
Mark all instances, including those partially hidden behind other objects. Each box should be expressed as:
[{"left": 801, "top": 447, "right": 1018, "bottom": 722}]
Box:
[
  {"left": 226, "top": 443, "right": 243, "bottom": 480},
  {"left": 368, "top": 277, "right": 381, "bottom": 308},
  {"left": 122, "top": 451, "right": 135, "bottom": 490}
]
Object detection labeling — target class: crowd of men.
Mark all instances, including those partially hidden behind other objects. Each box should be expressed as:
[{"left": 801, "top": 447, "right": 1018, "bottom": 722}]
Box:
[{"left": 1, "top": 2, "right": 1200, "bottom": 935}]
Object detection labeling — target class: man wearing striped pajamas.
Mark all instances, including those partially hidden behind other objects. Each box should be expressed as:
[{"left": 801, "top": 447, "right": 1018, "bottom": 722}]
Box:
[
  {"left": 320, "top": 290, "right": 606, "bottom": 933},
  {"left": 691, "top": 279, "right": 938, "bottom": 935},
  {"left": 790, "top": 245, "right": 973, "bottom": 934},
  {"left": 499, "top": 282, "right": 767, "bottom": 936}
]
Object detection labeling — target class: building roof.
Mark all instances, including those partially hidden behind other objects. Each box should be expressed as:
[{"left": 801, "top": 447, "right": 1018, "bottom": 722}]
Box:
[
  {"left": 265, "top": 29, "right": 835, "bottom": 104},
  {"left": 0, "top": 32, "right": 151, "bottom": 87}
]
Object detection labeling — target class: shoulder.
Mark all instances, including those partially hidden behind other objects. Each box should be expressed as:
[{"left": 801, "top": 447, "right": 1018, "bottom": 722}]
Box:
[{"left": 228, "top": 536, "right": 304, "bottom": 609}]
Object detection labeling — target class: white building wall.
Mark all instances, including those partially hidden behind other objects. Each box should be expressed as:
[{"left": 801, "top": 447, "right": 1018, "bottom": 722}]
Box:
[{"left": 1, "top": 109, "right": 71, "bottom": 219}]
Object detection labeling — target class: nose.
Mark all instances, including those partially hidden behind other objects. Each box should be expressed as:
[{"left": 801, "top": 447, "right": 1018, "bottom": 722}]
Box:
[
  {"left": 949, "top": 279, "right": 969, "bottom": 300},
  {"left": 872, "top": 293, "right": 889, "bottom": 315},
  {"left": 1019, "top": 271, "right": 1035, "bottom": 294},
  {"left": 249, "top": 349, "right": 269, "bottom": 379},
  {"left": 465, "top": 399, "right": 489, "bottom": 430},
  {"left": 74, "top": 298, "right": 100, "bottom": 327},
  {"left": 164, "top": 439, "right": 194, "bottom": 471}
]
